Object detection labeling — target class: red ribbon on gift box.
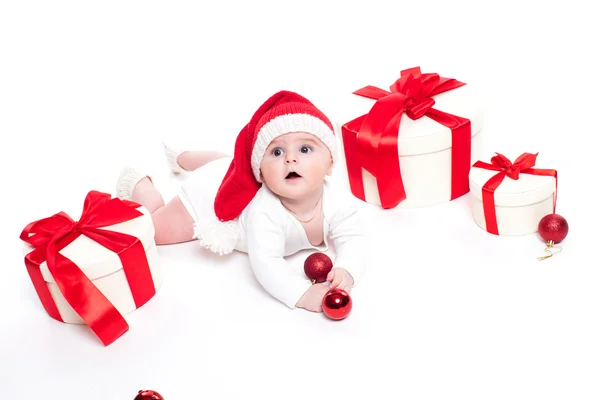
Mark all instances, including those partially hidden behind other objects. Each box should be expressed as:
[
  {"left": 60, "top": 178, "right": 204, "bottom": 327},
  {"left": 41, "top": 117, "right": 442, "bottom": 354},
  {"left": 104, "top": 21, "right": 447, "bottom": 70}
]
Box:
[
  {"left": 472, "top": 152, "right": 558, "bottom": 235},
  {"left": 341, "top": 66, "right": 472, "bottom": 209},
  {"left": 20, "top": 190, "right": 156, "bottom": 346}
]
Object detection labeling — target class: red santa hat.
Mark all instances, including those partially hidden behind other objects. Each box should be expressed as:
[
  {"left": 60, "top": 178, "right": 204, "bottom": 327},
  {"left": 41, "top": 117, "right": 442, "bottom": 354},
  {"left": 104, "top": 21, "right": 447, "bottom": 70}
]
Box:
[{"left": 194, "top": 90, "right": 336, "bottom": 255}]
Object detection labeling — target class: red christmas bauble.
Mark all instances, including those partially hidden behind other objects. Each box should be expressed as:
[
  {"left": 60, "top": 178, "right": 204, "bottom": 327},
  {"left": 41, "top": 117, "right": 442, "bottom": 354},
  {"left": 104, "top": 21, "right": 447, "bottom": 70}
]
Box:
[
  {"left": 134, "top": 390, "right": 164, "bottom": 400},
  {"left": 304, "top": 253, "right": 333, "bottom": 283},
  {"left": 322, "top": 288, "right": 352, "bottom": 320},
  {"left": 538, "top": 214, "right": 569, "bottom": 244}
]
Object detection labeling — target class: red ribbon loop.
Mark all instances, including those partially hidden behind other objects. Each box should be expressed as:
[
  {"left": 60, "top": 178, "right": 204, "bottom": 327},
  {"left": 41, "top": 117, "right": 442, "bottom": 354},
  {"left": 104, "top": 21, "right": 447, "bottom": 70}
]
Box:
[
  {"left": 488, "top": 152, "right": 538, "bottom": 180},
  {"left": 20, "top": 190, "right": 156, "bottom": 346},
  {"left": 472, "top": 153, "right": 558, "bottom": 235},
  {"left": 343, "top": 66, "right": 471, "bottom": 208}
]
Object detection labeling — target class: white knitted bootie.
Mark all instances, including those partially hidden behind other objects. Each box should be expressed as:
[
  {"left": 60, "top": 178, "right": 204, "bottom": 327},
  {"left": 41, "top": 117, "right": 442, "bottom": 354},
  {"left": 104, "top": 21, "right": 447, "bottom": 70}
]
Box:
[
  {"left": 116, "top": 167, "right": 151, "bottom": 200},
  {"left": 162, "top": 142, "right": 185, "bottom": 174}
]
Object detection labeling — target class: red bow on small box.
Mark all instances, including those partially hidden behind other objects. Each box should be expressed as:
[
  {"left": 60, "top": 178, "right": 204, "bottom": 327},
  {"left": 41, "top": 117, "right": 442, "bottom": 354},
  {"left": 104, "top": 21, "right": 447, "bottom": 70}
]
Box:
[
  {"left": 20, "top": 190, "right": 156, "bottom": 346},
  {"left": 341, "top": 66, "right": 472, "bottom": 208},
  {"left": 472, "top": 152, "right": 558, "bottom": 235}
]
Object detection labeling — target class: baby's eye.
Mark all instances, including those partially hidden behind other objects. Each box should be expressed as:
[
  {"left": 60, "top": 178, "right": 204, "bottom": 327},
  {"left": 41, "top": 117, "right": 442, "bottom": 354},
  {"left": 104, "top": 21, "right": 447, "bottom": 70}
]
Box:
[
  {"left": 272, "top": 148, "right": 283, "bottom": 157},
  {"left": 300, "top": 145, "right": 312, "bottom": 154}
]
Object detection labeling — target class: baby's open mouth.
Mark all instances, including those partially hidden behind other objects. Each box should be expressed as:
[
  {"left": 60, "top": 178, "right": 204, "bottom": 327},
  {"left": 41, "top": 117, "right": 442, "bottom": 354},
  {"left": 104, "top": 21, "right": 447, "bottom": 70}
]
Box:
[{"left": 285, "top": 172, "right": 301, "bottom": 179}]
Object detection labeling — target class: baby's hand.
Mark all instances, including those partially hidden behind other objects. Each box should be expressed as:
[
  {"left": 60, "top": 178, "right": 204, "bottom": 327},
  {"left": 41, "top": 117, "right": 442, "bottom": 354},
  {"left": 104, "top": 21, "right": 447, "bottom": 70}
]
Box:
[
  {"left": 296, "top": 283, "right": 331, "bottom": 313},
  {"left": 327, "top": 268, "right": 354, "bottom": 293}
]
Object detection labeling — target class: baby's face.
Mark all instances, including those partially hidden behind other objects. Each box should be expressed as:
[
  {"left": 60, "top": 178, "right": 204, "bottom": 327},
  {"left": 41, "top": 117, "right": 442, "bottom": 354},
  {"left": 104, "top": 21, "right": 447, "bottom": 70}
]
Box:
[{"left": 260, "top": 132, "right": 333, "bottom": 202}]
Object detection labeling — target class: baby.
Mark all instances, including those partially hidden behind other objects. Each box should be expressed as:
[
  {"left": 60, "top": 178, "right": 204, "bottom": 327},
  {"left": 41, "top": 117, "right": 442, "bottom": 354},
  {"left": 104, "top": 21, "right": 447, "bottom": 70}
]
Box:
[{"left": 116, "top": 90, "right": 369, "bottom": 312}]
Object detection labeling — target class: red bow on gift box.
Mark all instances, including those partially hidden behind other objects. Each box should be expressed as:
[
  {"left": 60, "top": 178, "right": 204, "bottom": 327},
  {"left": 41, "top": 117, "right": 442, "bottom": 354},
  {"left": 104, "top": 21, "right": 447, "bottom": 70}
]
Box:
[
  {"left": 473, "top": 152, "right": 558, "bottom": 235},
  {"left": 20, "top": 191, "right": 156, "bottom": 346},
  {"left": 342, "top": 66, "right": 472, "bottom": 208}
]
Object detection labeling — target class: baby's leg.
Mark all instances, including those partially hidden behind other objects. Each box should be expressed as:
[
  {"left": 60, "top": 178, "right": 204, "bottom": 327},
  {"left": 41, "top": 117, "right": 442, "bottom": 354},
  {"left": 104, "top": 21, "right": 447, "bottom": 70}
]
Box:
[
  {"left": 118, "top": 169, "right": 195, "bottom": 245},
  {"left": 178, "top": 150, "right": 230, "bottom": 171},
  {"left": 131, "top": 177, "right": 164, "bottom": 213},
  {"left": 163, "top": 142, "right": 229, "bottom": 174},
  {"left": 147, "top": 197, "right": 195, "bottom": 245},
  {"left": 131, "top": 178, "right": 194, "bottom": 244}
]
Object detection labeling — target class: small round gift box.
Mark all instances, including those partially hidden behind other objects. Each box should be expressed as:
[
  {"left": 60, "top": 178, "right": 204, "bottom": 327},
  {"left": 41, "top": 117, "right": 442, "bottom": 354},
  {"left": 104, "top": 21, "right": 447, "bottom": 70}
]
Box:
[{"left": 468, "top": 152, "right": 557, "bottom": 235}]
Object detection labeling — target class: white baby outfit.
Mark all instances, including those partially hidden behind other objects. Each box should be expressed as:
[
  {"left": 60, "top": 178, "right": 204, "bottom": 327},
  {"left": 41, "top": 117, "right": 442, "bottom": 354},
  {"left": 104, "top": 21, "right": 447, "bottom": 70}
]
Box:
[{"left": 178, "top": 156, "right": 369, "bottom": 309}]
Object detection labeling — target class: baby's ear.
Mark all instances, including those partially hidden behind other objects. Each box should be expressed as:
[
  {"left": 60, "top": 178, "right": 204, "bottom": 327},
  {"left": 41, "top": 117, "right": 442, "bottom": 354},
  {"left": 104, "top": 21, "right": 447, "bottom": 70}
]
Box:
[{"left": 327, "top": 157, "right": 333, "bottom": 176}]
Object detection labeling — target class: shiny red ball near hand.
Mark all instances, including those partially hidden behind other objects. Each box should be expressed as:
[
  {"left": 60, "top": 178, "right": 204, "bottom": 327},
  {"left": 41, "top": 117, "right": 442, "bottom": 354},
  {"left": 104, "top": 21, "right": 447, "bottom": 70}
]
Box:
[
  {"left": 304, "top": 252, "right": 333, "bottom": 283},
  {"left": 322, "top": 288, "right": 352, "bottom": 320},
  {"left": 134, "top": 390, "right": 164, "bottom": 400},
  {"left": 538, "top": 214, "right": 569, "bottom": 243}
]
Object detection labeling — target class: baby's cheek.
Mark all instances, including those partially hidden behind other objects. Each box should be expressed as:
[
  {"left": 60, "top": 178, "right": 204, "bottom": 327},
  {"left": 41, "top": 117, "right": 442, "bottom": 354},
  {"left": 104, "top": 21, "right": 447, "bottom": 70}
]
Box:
[{"left": 305, "top": 167, "right": 324, "bottom": 181}]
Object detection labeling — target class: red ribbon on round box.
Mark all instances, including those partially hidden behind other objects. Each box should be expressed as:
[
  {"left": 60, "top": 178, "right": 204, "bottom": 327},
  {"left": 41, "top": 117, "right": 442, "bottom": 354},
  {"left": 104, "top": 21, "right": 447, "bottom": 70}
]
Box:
[
  {"left": 340, "top": 66, "right": 481, "bottom": 209},
  {"left": 470, "top": 152, "right": 558, "bottom": 235},
  {"left": 20, "top": 190, "right": 161, "bottom": 346}
]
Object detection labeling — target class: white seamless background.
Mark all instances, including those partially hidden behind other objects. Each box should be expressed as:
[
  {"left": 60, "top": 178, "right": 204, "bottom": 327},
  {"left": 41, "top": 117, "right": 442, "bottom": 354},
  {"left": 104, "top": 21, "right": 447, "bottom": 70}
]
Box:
[{"left": 1, "top": 1, "right": 597, "bottom": 399}]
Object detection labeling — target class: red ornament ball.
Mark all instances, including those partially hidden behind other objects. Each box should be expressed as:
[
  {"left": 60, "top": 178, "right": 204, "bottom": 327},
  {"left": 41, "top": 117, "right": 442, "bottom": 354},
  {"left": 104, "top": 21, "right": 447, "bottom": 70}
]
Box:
[
  {"left": 304, "top": 252, "right": 333, "bottom": 283},
  {"left": 134, "top": 390, "right": 164, "bottom": 400},
  {"left": 322, "top": 288, "right": 352, "bottom": 320},
  {"left": 538, "top": 214, "right": 569, "bottom": 244}
]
